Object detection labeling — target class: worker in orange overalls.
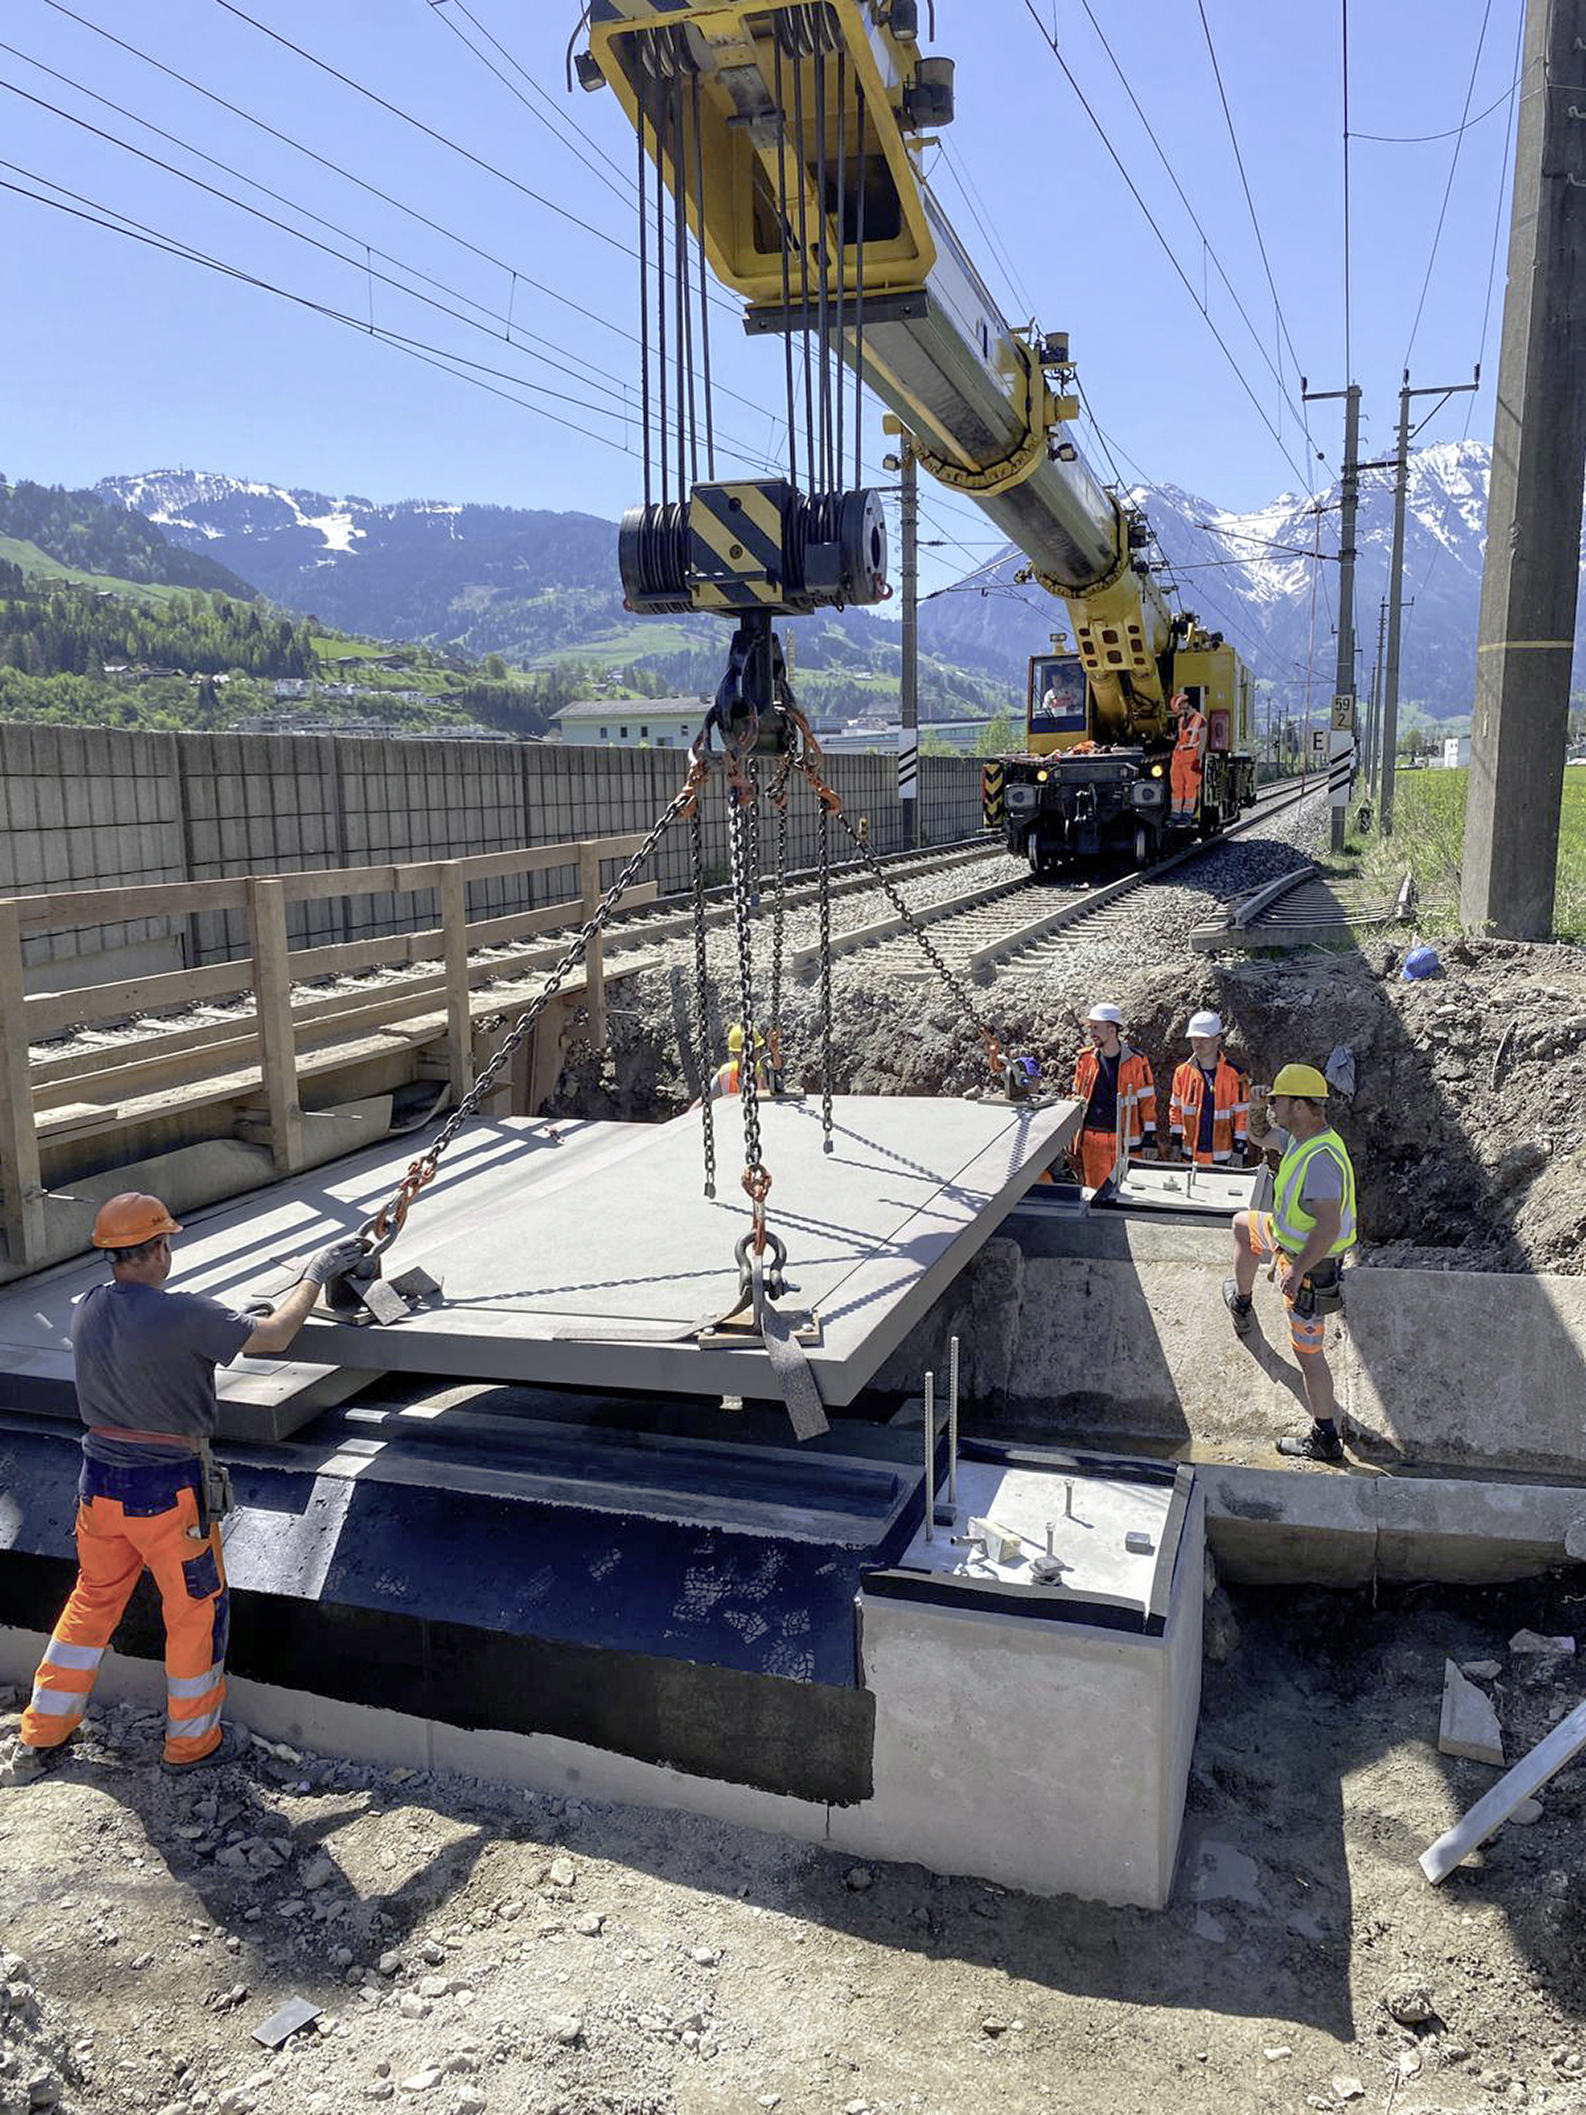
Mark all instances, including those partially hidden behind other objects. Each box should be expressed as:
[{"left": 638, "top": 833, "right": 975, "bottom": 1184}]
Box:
[
  {"left": 1067, "top": 1001, "right": 1158, "bottom": 1191},
  {"left": 1167, "top": 1010, "right": 1257, "bottom": 1167},
  {"left": 1168, "top": 689, "right": 1207, "bottom": 824},
  {"left": 0, "top": 1194, "right": 364, "bottom": 1785}
]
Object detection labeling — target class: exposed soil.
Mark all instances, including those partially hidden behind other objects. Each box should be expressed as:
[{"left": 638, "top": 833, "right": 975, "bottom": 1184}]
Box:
[
  {"left": 6, "top": 1571, "right": 1586, "bottom": 2115},
  {"left": 555, "top": 927, "right": 1586, "bottom": 1277}
]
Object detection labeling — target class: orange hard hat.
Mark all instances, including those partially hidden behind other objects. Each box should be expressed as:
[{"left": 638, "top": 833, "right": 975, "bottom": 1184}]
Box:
[{"left": 91, "top": 1192, "right": 183, "bottom": 1249}]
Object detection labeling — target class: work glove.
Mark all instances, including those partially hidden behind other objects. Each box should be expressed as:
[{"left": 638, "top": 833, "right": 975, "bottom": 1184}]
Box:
[
  {"left": 1291, "top": 1275, "right": 1317, "bottom": 1321},
  {"left": 304, "top": 1236, "right": 369, "bottom": 1287}
]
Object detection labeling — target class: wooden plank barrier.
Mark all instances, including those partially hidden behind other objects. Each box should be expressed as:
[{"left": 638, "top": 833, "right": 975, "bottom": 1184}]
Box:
[{"left": 0, "top": 831, "right": 659, "bottom": 1211}]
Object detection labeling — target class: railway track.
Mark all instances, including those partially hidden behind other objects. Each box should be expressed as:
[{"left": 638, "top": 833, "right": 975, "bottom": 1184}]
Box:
[{"left": 789, "top": 774, "right": 1337, "bottom": 985}]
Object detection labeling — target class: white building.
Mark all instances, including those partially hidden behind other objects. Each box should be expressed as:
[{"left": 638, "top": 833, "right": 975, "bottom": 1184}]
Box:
[
  {"left": 1440, "top": 735, "right": 1471, "bottom": 769},
  {"left": 553, "top": 698, "right": 707, "bottom": 749}
]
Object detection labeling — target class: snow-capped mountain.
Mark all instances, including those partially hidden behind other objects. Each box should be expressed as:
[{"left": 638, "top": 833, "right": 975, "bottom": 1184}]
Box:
[
  {"left": 99, "top": 447, "right": 1584, "bottom": 713},
  {"left": 919, "top": 439, "right": 1583, "bottom": 715},
  {"left": 96, "top": 470, "right": 622, "bottom": 659}
]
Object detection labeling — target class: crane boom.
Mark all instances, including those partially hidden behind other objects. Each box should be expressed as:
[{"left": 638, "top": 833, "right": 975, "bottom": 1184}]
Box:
[{"left": 578, "top": 0, "right": 1256, "bottom": 863}]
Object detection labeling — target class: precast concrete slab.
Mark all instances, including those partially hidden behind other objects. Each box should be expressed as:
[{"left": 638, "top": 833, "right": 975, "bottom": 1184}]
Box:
[
  {"left": 269, "top": 1095, "right": 1076, "bottom": 1409},
  {"left": 0, "top": 1118, "right": 633, "bottom": 1442}
]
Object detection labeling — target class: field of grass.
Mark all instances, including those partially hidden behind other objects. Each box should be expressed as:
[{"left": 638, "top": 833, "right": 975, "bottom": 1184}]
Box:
[{"left": 1354, "top": 763, "right": 1586, "bottom": 940}]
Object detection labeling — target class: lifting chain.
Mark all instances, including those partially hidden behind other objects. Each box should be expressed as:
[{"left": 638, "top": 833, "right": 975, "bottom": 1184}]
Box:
[
  {"left": 780, "top": 713, "right": 1009, "bottom": 1095},
  {"left": 690, "top": 803, "right": 717, "bottom": 1200},
  {"left": 359, "top": 762, "right": 707, "bottom": 1257},
  {"left": 768, "top": 794, "right": 789, "bottom": 1087},
  {"left": 725, "top": 763, "right": 773, "bottom": 1255},
  {"left": 816, "top": 798, "right": 835, "bottom": 1152}
]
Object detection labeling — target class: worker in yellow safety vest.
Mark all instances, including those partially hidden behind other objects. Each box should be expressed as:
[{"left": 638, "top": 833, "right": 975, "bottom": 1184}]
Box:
[
  {"left": 1168, "top": 690, "right": 1207, "bottom": 824},
  {"left": 1167, "top": 1011, "right": 1257, "bottom": 1167},
  {"left": 709, "top": 1023, "right": 772, "bottom": 1100},
  {"left": 1223, "top": 1064, "right": 1358, "bottom": 1462}
]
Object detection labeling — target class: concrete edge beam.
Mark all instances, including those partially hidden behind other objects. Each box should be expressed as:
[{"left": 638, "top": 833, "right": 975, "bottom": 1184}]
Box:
[{"left": 1205, "top": 1465, "right": 1586, "bottom": 1587}]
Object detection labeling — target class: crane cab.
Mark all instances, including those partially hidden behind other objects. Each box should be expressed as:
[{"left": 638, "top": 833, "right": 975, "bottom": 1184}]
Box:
[{"left": 983, "top": 640, "right": 1256, "bottom": 876}]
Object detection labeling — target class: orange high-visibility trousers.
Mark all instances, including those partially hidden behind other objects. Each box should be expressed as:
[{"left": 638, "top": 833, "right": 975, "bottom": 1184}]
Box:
[
  {"left": 1170, "top": 747, "right": 1202, "bottom": 817},
  {"left": 21, "top": 1462, "right": 229, "bottom": 1767},
  {"left": 1073, "top": 1126, "right": 1121, "bottom": 1189}
]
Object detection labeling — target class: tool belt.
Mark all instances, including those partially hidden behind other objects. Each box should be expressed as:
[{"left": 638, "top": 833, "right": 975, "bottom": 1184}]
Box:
[
  {"left": 86, "top": 1427, "right": 235, "bottom": 1534},
  {"left": 197, "top": 1440, "right": 235, "bottom": 1536},
  {"left": 1288, "top": 1255, "right": 1345, "bottom": 1315}
]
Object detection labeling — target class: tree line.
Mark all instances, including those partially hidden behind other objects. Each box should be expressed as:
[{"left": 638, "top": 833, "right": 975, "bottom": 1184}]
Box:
[{"left": 0, "top": 568, "right": 316, "bottom": 680}]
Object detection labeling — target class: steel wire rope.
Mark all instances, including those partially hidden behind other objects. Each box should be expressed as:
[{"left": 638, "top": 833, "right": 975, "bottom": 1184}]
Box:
[
  {"left": 1356, "top": 73, "right": 1522, "bottom": 142},
  {"left": 29, "top": 0, "right": 788, "bottom": 439},
  {"left": 772, "top": 29, "right": 801, "bottom": 491},
  {"left": 812, "top": 27, "right": 833, "bottom": 488},
  {"left": 833, "top": 43, "right": 847, "bottom": 496},
  {"left": 786, "top": 33, "right": 819, "bottom": 486},
  {"left": 691, "top": 69, "right": 716, "bottom": 480},
  {"left": 1024, "top": 0, "right": 1324, "bottom": 490},
  {"left": 851, "top": 77, "right": 867, "bottom": 489},
  {"left": 638, "top": 99, "right": 652, "bottom": 507}
]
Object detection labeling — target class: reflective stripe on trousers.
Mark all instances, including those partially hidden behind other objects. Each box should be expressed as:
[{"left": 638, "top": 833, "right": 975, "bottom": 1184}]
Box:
[{"left": 21, "top": 1464, "right": 228, "bottom": 1766}]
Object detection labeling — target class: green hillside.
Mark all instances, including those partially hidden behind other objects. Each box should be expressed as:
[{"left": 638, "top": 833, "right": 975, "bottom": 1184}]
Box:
[{"left": 0, "top": 544, "right": 555, "bottom": 738}]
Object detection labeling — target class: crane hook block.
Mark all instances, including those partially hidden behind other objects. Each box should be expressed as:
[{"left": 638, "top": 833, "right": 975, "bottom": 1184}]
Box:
[{"left": 620, "top": 478, "right": 888, "bottom": 618}]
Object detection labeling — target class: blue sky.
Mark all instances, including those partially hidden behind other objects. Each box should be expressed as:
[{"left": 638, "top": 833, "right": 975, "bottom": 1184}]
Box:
[{"left": 0, "top": 0, "right": 1525, "bottom": 598}]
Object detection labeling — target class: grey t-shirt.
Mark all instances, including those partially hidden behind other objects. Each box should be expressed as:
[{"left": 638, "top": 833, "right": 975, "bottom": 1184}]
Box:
[{"left": 73, "top": 1281, "right": 253, "bottom": 1467}]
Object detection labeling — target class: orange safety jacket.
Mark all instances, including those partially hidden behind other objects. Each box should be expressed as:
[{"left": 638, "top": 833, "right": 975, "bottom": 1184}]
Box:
[
  {"left": 1073, "top": 1042, "right": 1157, "bottom": 1149},
  {"left": 1169, "top": 1053, "right": 1250, "bottom": 1165},
  {"left": 1174, "top": 708, "right": 1207, "bottom": 757}
]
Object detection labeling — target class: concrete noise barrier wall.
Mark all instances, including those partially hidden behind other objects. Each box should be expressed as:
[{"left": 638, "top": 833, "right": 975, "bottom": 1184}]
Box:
[{"left": 0, "top": 722, "right": 987, "bottom": 991}]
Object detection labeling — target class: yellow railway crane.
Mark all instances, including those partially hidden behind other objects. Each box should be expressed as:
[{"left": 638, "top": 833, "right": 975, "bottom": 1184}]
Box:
[{"left": 577, "top": 0, "right": 1257, "bottom": 872}]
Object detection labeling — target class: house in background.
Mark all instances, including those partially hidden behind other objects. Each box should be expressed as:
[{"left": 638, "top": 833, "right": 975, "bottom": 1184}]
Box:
[{"left": 553, "top": 699, "right": 707, "bottom": 749}]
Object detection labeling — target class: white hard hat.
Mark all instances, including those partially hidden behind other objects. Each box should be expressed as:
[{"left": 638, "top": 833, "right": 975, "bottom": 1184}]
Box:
[
  {"left": 1187, "top": 1010, "right": 1224, "bottom": 1039},
  {"left": 1086, "top": 1002, "right": 1125, "bottom": 1026}
]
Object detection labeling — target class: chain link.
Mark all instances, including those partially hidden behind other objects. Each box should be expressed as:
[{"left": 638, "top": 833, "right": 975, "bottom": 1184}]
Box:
[
  {"left": 816, "top": 800, "right": 834, "bottom": 1151},
  {"left": 725, "top": 773, "right": 776, "bottom": 1255},
  {"left": 769, "top": 802, "right": 788, "bottom": 1079},
  {"left": 691, "top": 805, "right": 717, "bottom": 1200},
  {"left": 360, "top": 772, "right": 702, "bottom": 1251}
]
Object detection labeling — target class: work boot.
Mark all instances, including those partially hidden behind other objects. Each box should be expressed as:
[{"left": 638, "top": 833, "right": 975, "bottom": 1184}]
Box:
[
  {"left": 0, "top": 1732, "right": 76, "bottom": 1786},
  {"left": 1222, "top": 1278, "right": 1254, "bottom": 1335},
  {"left": 161, "top": 1721, "right": 252, "bottom": 1777},
  {"left": 1276, "top": 1422, "right": 1345, "bottom": 1464}
]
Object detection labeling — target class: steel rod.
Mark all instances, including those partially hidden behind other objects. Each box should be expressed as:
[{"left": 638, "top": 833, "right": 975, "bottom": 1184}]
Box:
[{"left": 923, "top": 1370, "right": 935, "bottom": 1543}]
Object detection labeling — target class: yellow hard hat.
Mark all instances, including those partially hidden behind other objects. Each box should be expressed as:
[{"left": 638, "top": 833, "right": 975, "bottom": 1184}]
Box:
[
  {"left": 726, "top": 1022, "right": 765, "bottom": 1054},
  {"left": 1271, "top": 1062, "right": 1329, "bottom": 1100}
]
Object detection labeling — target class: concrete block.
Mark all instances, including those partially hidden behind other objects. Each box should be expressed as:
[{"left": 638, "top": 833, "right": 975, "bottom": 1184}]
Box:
[
  {"left": 1439, "top": 1660, "right": 1505, "bottom": 1766},
  {"left": 1203, "top": 1465, "right": 1377, "bottom": 1586}
]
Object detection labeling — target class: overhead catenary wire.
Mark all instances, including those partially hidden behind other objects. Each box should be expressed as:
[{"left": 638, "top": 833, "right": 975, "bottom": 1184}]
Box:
[
  {"left": 0, "top": 166, "right": 654, "bottom": 456},
  {"left": 1401, "top": 0, "right": 1494, "bottom": 371},
  {"left": 1018, "top": 0, "right": 1326, "bottom": 498},
  {"left": 0, "top": 70, "right": 786, "bottom": 480},
  {"left": 27, "top": 0, "right": 775, "bottom": 438}
]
